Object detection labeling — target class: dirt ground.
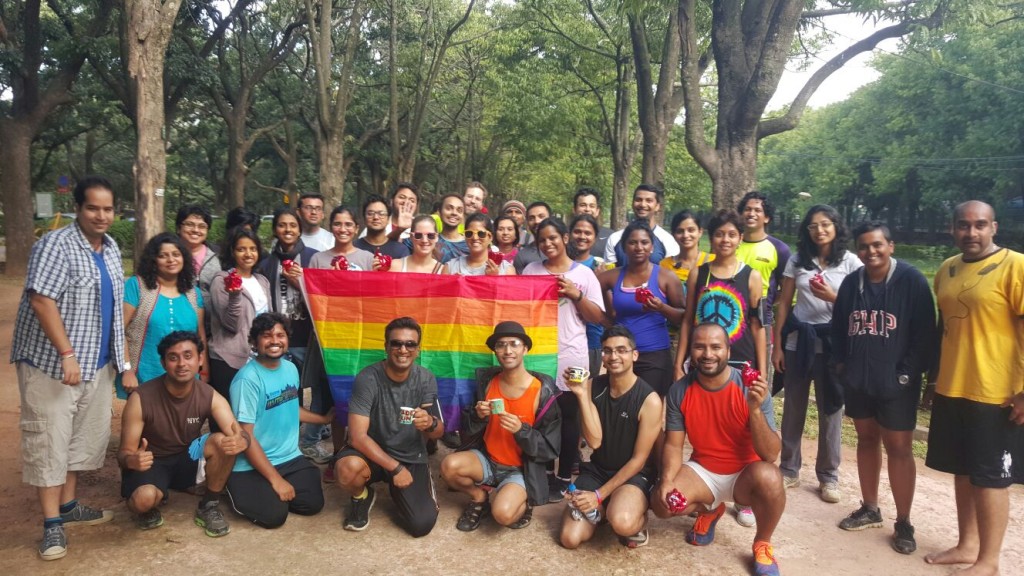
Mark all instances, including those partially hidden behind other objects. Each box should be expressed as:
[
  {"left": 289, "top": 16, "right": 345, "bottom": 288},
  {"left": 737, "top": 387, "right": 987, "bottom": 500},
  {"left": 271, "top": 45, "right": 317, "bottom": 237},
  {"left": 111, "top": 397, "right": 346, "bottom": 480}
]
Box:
[{"left": 0, "top": 275, "right": 1021, "bottom": 576}]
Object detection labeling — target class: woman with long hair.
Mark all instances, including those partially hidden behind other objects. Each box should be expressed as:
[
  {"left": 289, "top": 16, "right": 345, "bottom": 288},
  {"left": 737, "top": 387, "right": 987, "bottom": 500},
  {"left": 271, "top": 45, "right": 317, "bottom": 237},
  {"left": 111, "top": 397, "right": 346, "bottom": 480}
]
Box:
[
  {"left": 121, "top": 233, "right": 207, "bottom": 396},
  {"left": 598, "top": 220, "right": 685, "bottom": 397},
  {"left": 309, "top": 206, "right": 375, "bottom": 271},
  {"left": 208, "top": 227, "right": 271, "bottom": 431},
  {"left": 393, "top": 215, "right": 447, "bottom": 274},
  {"left": 674, "top": 209, "right": 765, "bottom": 380},
  {"left": 446, "top": 213, "right": 514, "bottom": 275},
  {"left": 493, "top": 215, "right": 520, "bottom": 263},
  {"left": 773, "top": 204, "right": 861, "bottom": 504},
  {"left": 523, "top": 217, "right": 606, "bottom": 500}
]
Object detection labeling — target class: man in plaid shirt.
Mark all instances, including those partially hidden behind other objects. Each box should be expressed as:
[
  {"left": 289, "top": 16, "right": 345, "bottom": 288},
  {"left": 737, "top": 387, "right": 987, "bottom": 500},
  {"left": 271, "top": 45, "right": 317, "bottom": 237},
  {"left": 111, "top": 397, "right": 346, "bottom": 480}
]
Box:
[{"left": 12, "top": 175, "right": 127, "bottom": 561}]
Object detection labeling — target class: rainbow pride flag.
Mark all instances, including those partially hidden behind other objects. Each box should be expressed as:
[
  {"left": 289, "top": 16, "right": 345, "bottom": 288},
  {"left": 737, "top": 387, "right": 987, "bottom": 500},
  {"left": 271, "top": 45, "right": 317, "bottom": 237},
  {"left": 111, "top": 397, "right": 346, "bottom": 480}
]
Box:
[{"left": 303, "top": 269, "right": 560, "bottom": 431}]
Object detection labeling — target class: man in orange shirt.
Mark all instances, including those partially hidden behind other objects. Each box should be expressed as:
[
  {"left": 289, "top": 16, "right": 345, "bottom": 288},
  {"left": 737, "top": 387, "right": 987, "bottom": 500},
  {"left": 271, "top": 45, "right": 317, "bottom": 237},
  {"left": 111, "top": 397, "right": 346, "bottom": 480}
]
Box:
[
  {"left": 653, "top": 323, "right": 785, "bottom": 576},
  {"left": 440, "top": 321, "right": 561, "bottom": 531}
]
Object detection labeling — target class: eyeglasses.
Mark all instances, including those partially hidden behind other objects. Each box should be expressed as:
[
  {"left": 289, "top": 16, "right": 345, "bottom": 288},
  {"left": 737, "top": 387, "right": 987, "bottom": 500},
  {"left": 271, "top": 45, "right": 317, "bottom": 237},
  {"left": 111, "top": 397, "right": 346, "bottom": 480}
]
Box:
[
  {"left": 180, "top": 222, "right": 209, "bottom": 231},
  {"left": 365, "top": 210, "right": 388, "bottom": 218},
  {"left": 494, "top": 340, "right": 524, "bottom": 351},
  {"left": 301, "top": 205, "right": 324, "bottom": 213},
  {"left": 601, "top": 347, "right": 635, "bottom": 356},
  {"left": 464, "top": 230, "right": 490, "bottom": 239},
  {"left": 413, "top": 232, "right": 438, "bottom": 240},
  {"left": 807, "top": 221, "right": 834, "bottom": 232},
  {"left": 388, "top": 340, "right": 420, "bottom": 350}
]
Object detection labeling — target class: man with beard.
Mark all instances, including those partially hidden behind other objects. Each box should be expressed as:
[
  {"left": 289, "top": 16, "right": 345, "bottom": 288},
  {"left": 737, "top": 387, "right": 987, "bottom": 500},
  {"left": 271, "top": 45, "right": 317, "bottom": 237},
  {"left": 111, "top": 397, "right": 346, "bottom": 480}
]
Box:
[
  {"left": 225, "top": 313, "right": 332, "bottom": 528},
  {"left": 653, "top": 323, "right": 785, "bottom": 576},
  {"left": 463, "top": 182, "right": 488, "bottom": 216},
  {"left": 335, "top": 317, "right": 445, "bottom": 536},
  {"left": 354, "top": 194, "right": 411, "bottom": 259}
]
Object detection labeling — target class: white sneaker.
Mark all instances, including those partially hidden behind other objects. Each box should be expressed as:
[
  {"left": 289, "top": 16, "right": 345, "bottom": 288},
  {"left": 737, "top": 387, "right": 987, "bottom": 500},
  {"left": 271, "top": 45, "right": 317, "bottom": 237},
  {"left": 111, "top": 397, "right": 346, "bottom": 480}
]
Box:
[
  {"left": 734, "top": 503, "right": 755, "bottom": 527},
  {"left": 783, "top": 475, "right": 801, "bottom": 489},
  {"left": 819, "top": 481, "right": 841, "bottom": 503},
  {"left": 300, "top": 442, "right": 334, "bottom": 465}
]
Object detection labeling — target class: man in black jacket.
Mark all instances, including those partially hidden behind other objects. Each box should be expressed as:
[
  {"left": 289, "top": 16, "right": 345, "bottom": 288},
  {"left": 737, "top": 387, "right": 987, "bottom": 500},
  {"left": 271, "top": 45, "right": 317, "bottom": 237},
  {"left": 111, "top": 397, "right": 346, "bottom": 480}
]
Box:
[
  {"left": 831, "top": 221, "right": 937, "bottom": 555},
  {"left": 440, "top": 321, "right": 561, "bottom": 532}
]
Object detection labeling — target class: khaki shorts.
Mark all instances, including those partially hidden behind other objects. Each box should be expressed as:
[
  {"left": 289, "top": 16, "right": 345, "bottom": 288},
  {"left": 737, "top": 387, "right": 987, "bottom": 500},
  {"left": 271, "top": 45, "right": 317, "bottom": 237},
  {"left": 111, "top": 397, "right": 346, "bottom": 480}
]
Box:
[{"left": 18, "top": 362, "right": 114, "bottom": 487}]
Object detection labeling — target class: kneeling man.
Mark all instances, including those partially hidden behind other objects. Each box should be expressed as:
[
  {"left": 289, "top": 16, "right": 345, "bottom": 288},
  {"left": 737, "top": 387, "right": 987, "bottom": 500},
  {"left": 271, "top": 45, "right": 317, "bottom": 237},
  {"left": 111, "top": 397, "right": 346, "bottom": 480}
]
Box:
[
  {"left": 653, "top": 323, "right": 785, "bottom": 576},
  {"left": 441, "top": 321, "right": 561, "bottom": 531},
  {"left": 226, "top": 313, "right": 331, "bottom": 528},
  {"left": 335, "top": 317, "right": 444, "bottom": 536},
  {"left": 560, "top": 325, "right": 661, "bottom": 549},
  {"left": 119, "top": 331, "right": 246, "bottom": 536}
]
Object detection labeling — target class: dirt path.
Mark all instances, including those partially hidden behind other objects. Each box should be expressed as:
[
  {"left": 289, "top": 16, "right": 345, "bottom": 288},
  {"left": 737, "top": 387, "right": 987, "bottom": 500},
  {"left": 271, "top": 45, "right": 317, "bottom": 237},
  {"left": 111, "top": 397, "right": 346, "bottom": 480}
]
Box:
[{"left": 0, "top": 275, "right": 1020, "bottom": 575}]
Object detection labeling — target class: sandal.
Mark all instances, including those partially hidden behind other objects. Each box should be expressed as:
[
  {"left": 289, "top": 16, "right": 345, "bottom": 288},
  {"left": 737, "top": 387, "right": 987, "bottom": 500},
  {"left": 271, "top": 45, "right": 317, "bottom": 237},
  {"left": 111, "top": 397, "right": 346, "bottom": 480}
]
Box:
[
  {"left": 456, "top": 500, "right": 490, "bottom": 532},
  {"left": 508, "top": 505, "right": 533, "bottom": 529}
]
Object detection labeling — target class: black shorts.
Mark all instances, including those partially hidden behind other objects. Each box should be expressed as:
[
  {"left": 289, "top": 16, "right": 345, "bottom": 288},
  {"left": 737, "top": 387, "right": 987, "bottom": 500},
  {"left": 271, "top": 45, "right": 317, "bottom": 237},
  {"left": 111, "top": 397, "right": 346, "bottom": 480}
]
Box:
[
  {"left": 844, "top": 382, "right": 920, "bottom": 431},
  {"left": 926, "top": 394, "right": 1024, "bottom": 488},
  {"left": 335, "top": 446, "right": 438, "bottom": 537},
  {"left": 573, "top": 461, "right": 655, "bottom": 501},
  {"left": 121, "top": 451, "right": 198, "bottom": 499},
  {"left": 635, "top": 349, "right": 673, "bottom": 397}
]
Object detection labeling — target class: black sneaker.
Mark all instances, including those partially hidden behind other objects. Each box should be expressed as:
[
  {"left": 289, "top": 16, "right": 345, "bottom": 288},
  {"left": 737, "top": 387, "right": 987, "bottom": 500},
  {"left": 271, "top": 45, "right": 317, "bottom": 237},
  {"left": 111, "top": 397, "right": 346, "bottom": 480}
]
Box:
[
  {"left": 60, "top": 502, "right": 113, "bottom": 526},
  {"left": 38, "top": 524, "right": 67, "bottom": 561},
  {"left": 194, "top": 501, "right": 230, "bottom": 537},
  {"left": 547, "top": 476, "right": 570, "bottom": 503},
  {"left": 891, "top": 519, "right": 917, "bottom": 554},
  {"left": 838, "top": 503, "right": 883, "bottom": 531},
  {"left": 343, "top": 486, "right": 376, "bottom": 531},
  {"left": 136, "top": 508, "right": 164, "bottom": 530}
]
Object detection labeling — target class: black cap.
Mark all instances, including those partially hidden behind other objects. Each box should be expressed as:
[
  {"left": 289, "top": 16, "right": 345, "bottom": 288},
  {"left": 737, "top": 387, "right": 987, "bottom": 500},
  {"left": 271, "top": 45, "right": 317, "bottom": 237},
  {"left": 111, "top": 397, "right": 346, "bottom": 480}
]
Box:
[{"left": 486, "top": 320, "right": 533, "bottom": 351}]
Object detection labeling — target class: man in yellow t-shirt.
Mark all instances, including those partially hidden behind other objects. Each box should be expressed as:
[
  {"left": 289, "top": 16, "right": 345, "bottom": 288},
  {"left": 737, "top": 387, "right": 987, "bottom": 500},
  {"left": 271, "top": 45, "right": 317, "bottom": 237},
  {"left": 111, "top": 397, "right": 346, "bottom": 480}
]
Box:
[{"left": 924, "top": 201, "right": 1024, "bottom": 574}]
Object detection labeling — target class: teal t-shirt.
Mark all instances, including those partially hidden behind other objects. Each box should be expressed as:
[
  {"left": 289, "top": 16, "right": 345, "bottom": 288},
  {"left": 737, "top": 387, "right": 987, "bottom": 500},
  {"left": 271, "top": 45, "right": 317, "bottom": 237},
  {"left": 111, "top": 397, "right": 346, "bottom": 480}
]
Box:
[
  {"left": 124, "top": 276, "right": 204, "bottom": 382},
  {"left": 230, "top": 360, "right": 302, "bottom": 472}
]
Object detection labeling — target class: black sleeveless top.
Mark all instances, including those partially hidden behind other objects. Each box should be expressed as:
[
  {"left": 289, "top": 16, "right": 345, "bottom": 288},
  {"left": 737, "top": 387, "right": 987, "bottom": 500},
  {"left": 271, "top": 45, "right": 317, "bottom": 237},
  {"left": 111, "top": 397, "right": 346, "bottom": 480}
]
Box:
[
  {"left": 590, "top": 375, "right": 657, "bottom": 473},
  {"left": 693, "top": 262, "right": 758, "bottom": 367}
]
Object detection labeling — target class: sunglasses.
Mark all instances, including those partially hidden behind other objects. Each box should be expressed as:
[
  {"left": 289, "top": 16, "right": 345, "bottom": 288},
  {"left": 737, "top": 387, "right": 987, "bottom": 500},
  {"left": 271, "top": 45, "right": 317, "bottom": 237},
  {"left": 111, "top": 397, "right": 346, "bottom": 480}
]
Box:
[
  {"left": 413, "top": 232, "right": 438, "bottom": 240},
  {"left": 388, "top": 340, "right": 420, "bottom": 350},
  {"left": 464, "top": 230, "right": 491, "bottom": 239}
]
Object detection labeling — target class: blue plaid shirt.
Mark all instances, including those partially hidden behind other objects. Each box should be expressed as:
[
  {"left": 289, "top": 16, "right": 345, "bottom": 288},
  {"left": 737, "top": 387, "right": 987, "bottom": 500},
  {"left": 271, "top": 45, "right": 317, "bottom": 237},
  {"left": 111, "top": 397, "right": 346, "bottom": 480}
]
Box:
[{"left": 11, "top": 221, "right": 126, "bottom": 381}]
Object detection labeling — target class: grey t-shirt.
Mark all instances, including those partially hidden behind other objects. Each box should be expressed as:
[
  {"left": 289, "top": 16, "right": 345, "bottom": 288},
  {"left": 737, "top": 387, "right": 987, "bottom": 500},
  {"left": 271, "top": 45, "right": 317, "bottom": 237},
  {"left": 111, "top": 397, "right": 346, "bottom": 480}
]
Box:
[
  {"left": 348, "top": 362, "right": 441, "bottom": 464},
  {"left": 309, "top": 248, "right": 375, "bottom": 271}
]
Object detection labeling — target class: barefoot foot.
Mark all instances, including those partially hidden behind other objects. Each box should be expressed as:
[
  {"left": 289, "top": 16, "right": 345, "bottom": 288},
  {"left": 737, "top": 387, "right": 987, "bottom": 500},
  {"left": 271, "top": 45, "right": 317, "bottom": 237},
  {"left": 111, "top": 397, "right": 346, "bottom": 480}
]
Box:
[{"left": 924, "top": 546, "right": 978, "bottom": 566}]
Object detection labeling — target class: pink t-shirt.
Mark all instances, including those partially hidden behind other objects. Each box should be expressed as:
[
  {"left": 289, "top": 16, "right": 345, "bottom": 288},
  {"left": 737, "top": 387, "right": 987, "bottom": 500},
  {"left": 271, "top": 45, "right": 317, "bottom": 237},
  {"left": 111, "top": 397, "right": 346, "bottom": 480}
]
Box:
[{"left": 522, "top": 261, "right": 604, "bottom": 390}]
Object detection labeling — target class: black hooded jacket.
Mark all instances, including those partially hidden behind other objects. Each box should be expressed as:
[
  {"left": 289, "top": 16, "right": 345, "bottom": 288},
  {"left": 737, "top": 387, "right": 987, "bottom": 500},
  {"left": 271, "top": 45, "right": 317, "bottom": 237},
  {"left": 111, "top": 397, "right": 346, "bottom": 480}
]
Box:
[{"left": 831, "top": 258, "right": 937, "bottom": 399}]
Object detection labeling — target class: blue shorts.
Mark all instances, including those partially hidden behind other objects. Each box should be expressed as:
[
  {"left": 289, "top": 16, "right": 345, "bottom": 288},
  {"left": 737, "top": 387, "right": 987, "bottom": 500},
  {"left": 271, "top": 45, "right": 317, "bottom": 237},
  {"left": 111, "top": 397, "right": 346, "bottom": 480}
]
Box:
[{"left": 470, "top": 449, "right": 525, "bottom": 492}]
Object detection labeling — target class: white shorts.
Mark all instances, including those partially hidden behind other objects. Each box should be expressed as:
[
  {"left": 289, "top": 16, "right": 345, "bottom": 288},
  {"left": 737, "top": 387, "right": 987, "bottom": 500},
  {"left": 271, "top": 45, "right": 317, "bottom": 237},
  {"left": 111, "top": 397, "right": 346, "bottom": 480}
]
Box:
[{"left": 684, "top": 459, "right": 741, "bottom": 510}]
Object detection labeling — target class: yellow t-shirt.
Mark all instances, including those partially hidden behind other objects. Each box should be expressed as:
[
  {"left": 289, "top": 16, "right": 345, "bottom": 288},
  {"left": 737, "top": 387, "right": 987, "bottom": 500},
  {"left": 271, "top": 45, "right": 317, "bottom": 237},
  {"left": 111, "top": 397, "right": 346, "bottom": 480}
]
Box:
[
  {"left": 660, "top": 252, "right": 713, "bottom": 285},
  {"left": 934, "top": 249, "right": 1024, "bottom": 404}
]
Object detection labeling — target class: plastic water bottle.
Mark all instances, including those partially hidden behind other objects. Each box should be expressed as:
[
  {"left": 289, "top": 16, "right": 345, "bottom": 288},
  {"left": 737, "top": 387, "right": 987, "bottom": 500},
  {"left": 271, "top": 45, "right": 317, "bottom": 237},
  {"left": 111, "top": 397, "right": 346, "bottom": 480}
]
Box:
[{"left": 566, "top": 483, "right": 600, "bottom": 524}]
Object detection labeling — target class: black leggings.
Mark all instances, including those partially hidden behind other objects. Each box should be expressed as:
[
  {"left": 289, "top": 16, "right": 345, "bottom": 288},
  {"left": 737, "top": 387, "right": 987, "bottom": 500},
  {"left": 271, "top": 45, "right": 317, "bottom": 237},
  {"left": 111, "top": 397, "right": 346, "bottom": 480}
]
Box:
[
  {"left": 208, "top": 358, "right": 239, "bottom": 434},
  {"left": 556, "top": 392, "right": 580, "bottom": 479},
  {"left": 226, "top": 456, "right": 324, "bottom": 528}
]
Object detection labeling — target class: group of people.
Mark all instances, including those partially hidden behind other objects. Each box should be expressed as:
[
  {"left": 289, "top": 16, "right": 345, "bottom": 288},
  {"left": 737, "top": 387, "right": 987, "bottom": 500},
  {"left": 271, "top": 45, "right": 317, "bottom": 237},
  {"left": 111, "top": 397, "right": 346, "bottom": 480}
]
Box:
[{"left": 12, "top": 174, "right": 1023, "bottom": 576}]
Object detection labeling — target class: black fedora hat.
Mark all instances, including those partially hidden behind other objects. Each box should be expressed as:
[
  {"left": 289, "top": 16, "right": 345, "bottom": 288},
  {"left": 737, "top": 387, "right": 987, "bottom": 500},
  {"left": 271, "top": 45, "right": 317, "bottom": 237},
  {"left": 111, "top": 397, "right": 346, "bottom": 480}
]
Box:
[{"left": 485, "top": 320, "right": 533, "bottom": 351}]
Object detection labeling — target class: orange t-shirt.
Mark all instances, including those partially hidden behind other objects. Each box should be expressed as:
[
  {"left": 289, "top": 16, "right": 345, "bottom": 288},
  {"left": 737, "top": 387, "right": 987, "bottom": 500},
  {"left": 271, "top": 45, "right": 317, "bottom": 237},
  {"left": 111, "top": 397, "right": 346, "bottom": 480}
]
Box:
[{"left": 484, "top": 375, "right": 541, "bottom": 467}]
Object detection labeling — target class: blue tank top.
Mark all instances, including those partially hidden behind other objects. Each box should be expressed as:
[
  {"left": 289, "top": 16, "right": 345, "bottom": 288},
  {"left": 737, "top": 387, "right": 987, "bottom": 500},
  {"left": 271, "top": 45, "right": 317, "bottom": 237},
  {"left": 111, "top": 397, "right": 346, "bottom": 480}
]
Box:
[{"left": 611, "top": 265, "right": 670, "bottom": 352}]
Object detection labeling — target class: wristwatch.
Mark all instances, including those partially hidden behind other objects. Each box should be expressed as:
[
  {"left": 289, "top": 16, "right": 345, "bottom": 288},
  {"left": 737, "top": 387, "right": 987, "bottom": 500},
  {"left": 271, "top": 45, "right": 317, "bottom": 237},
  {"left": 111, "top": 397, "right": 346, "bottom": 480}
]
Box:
[
  {"left": 897, "top": 374, "right": 910, "bottom": 385},
  {"left": 123, "top": 361, "right": 133, "bottom": 372},
  {"left": 426, "top": 416, "right": 439, "bottom": 433}
]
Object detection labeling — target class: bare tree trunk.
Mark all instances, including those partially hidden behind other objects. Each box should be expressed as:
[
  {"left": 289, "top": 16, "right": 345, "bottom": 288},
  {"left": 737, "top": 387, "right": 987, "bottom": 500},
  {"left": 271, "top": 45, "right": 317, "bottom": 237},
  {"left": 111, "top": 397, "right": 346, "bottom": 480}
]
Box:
[
  {"left": 126, "top": 0, "right": 183, "bottom": 263},
  {"left": 0, "top": 124, "right": 35, "bottom": 275},
  {"left": 631, "top": 11, "right": 683, "bottom": 191}
]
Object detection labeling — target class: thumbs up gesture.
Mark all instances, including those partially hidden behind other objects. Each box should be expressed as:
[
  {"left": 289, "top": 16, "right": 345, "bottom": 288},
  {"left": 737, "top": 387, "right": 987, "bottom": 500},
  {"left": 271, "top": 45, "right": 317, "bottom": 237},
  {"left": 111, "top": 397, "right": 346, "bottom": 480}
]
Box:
[
  {"left": 128, "top": 437, "right": 154, "bottom": 471},
  {"left": 218, "top": 421, "right": 248, "bottom": 456}
]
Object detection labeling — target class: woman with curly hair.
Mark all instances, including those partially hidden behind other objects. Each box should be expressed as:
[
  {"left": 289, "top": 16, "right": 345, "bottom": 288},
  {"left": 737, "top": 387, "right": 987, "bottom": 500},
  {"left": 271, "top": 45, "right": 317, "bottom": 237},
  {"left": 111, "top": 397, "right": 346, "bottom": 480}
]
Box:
[
  {"left": 773, "top": 204, "right": 862, "bottom": 504},
  {"left": 121, "top": 232, "right": 207, "bottom": 396},
  {"left": 208, "top": 227, "right": 271, "bottom": 429}
]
